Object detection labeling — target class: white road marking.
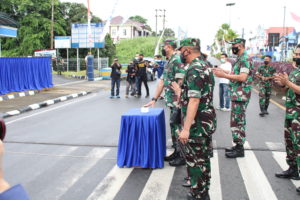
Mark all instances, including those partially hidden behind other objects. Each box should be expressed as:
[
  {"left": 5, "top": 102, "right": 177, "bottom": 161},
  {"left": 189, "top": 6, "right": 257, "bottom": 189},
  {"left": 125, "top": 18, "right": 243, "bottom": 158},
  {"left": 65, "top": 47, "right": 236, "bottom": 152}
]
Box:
[
  {"left": 237, "top": 142, "right": 278, "bottom": 200},
  {"left": 138, "top": 150, "right": 174, "bottom": 200},
  {"left": 272, "top": 151, "right": 300, "bottom": 188},
  {"left": 6, "top": 94, "right": 97, "bottom": 125},
  {"left": 52, "top": 148, "right": 110, "bottom": 200},
  {"left": 86, "top": 165, "right": 133, "bottom": 200},
  {"left": 210, "top": 150, "right": 222, "bottom": 200}
]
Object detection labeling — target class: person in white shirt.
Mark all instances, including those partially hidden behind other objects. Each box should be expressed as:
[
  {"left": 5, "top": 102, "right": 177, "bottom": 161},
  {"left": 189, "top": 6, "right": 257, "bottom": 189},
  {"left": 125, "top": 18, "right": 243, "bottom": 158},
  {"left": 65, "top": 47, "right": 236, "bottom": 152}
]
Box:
[{"left": 218, "top": 53, "right": 232, "bottom": 111}]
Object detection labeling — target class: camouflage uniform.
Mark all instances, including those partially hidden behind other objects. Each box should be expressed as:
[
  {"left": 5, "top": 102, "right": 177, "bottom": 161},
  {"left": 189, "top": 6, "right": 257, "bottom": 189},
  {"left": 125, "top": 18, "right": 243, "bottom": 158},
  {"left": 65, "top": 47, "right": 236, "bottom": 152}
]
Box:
[
  {"left": 230, "top": 51, "right": 253, "bottom": 145},
  {"left": 180, "top": 44, "right": 217, "bottom": 198},
  {"left": 161, "top": 46, "right": 185, "bottom": 145},
  {"left": 284, "top": 67, "right": 300, "bottom": 176},
  {"left": 256, "top": 65, "right": 276, "bottom": 109}
]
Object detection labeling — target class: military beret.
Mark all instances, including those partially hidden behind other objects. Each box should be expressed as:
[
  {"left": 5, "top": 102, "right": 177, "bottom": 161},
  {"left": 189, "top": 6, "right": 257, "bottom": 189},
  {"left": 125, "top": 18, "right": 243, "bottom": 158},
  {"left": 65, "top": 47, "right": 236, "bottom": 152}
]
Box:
[
  {"left": 177, "top": 38, "right": 200, "bottom": 50},
  {"left": 228, "top": 38, "right": 246, "bottom": 45}
]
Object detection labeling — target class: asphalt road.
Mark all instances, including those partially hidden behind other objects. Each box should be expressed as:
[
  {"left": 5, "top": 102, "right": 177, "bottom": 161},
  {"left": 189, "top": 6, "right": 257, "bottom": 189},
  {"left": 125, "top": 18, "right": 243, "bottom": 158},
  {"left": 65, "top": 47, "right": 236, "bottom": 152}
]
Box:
[{"left": 2, "top": 79, "right": 300, "bottom": 200}]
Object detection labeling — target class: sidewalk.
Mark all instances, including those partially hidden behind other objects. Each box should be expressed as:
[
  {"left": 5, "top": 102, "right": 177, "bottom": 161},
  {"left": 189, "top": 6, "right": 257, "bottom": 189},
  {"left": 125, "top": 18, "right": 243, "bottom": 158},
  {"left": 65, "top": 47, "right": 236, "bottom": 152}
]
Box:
[{"left": 0, "top": 79, "right": 112, "bottom": 114}]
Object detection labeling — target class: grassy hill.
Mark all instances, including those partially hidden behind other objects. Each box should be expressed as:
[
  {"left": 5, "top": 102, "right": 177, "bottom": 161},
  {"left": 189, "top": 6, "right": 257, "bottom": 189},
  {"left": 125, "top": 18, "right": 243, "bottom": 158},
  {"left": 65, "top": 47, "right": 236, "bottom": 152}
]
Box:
[{"left": 115, "top": 37, "right": 159, "bottom": 64}]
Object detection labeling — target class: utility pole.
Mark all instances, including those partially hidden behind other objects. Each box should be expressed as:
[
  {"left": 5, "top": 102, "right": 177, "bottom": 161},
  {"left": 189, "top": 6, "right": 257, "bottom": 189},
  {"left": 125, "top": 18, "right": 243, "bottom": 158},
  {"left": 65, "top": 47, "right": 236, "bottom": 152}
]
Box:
[
  {"left": 282, "top": 6, "right": 286, "bottom": 61},
  {"left": 155, "top": 9, "right": 158, "bottom": 36},
  {"left": 51, "top": 0, "right": 54, "bottom": 49},
  {"left": 155, "top": 9, "right": 166, "bottom": 36},
  {"left": 226, "top": 2, "right": 235, "bottom": 26}
]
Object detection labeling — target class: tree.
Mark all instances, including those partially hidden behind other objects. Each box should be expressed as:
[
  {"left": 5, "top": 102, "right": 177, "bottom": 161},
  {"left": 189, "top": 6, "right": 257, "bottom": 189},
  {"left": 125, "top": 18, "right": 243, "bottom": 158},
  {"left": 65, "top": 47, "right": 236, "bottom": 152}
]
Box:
[
  {"left": 162, "top": 28, "right": 175, "bottom": 38},
  {"left": 212, "top": 23, "right": 238, "bottom": 55},
  {"left": 99, "top": 34, "right": 116, "bottom": 64},
  {"left": 0, "top": 1, "right": 102, "bottom": 57},
  {"left": 129, "top": 15, "right": 147, "bottom": 24}
]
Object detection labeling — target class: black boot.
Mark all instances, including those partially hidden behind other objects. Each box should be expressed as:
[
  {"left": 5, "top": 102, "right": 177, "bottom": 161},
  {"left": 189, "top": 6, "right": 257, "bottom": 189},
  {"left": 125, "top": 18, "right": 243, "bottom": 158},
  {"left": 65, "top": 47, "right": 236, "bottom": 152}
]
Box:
[
  {"left": 259, "top": 105, "right": 265, "bottom": 117},
  {"left": 225, "top": 144, "right": 244, "bottom": 158},
  {"left": 164, "top": 150, "right": 179, "bottom": 161},
  {"left": 169, "top": 156, "right": 185, "bottom": 166},
  {"left": 296, "top": 187, "right": 300, "bottom": 193},
  {"left": 225, "top": 144, "right": 242, "bottom": 152},
  {"left": 275, "top": 166, "right": 300, "bottom": 180},
  {"left": 187, "top": 192, "right": 210, "bottom": 200},
  {"left": 264, "top": 103, "right": 269, "bottom": 115}
]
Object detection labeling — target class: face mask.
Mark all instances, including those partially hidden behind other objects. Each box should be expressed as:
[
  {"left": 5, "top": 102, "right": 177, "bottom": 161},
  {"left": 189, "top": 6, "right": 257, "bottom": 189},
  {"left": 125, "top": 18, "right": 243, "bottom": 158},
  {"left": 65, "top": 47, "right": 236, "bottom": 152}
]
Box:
[
  {"left": 220, "top": 58, "right": 225, "bottom": 63},
  {"left": 264, "top": 61, "right": 269, "bottom": 65},
  {"left": 232, "top": 47, "right": 239, "bottom": 55},
  {"left": 293, "top": 57, "right": 300, "bottom": 66},
  {"left": 161, "top": 49, "right": 167, "bottom": 57},
  {"left": 180, "top": 50, "right": 188, "bottom": 64},
  {"left": 139, "top": 58, "right": 143, "bottom": 62}
]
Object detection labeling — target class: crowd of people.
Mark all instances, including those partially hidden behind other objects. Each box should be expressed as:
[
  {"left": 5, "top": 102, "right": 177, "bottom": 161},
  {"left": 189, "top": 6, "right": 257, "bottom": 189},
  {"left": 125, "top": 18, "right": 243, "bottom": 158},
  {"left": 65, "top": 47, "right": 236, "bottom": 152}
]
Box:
[
  {"left": 109, "top": 54, "right": 166, "bottom": 99},
  {"left": 143, "top": 37, "right": 300, "bottom": 200}
]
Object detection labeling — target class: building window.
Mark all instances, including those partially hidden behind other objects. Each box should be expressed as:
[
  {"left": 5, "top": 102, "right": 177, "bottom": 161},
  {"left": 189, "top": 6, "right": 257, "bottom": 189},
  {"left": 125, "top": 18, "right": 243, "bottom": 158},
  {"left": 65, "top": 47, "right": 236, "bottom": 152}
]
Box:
[
  {"left": 112, "top": 29, "right": 116, "bottom": 36},
  {"left": 123, "top": 29, "right": 127, "bottom": 36},
  {"left": 268, "top": 33, "right": 280, "bottom": 47}
]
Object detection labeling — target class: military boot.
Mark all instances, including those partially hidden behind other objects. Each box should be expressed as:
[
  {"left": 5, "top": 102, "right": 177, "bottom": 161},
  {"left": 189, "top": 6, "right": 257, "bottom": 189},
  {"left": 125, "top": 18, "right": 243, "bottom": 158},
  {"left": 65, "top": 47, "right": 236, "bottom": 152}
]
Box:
[
  {"left": 264, "top": 103, "right": 269, "bottom": 115},
  {"left": 164, "top": 150, "right": 179, "bottom": 161},
  {"left": 187, "top": 192, "right": 210, "bottom": 200},
  {"left": 259, "top": 105, "right": 265, "bottom": 117},
  {"left": 275, "top": 166, "right": 300, "bottom": 180},
  {"left": 225, "top": 144, "right": 243, "bottom": 152},
  {"left": 296, "top": 187, "right": 300, "bottom": 193},
  {"left": 225, "top": 144, "right": 244, "bottom": 158},
  {"left": 169, "top": 155, "right": 185, "bottom": 166}
]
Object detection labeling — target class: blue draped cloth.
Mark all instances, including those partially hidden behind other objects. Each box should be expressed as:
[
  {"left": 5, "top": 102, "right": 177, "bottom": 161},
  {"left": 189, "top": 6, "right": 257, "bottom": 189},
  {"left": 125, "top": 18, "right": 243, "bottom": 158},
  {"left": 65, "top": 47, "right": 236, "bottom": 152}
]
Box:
[
  {"left": 117, "top": 108, "right": 166, "bottom": 168},
  {"left": 0, "top": 184, "right": 30, "bottom": 200},
  {"left": 0, "top": 57, "right": 53, "bottom": 95}
]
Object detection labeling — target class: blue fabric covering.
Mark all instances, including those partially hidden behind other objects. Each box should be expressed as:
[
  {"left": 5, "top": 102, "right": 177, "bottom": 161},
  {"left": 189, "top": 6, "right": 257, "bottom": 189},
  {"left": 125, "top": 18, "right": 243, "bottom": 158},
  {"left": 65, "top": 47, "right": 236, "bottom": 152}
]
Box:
[
  {"left": 117, "top": 108, "right": 166, "bottom": 168},
  {"left": 0, "top": 57, "right": 53, "bottom": 95},
  {"left": 0, "top": 184, "right": 30, "bottom": 200}
]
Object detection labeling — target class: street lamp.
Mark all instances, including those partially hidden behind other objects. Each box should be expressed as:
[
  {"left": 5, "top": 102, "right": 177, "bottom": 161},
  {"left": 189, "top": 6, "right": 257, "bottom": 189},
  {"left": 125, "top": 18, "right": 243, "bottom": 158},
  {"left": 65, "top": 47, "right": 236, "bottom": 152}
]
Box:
[{"left": 226, "top": 2, "right": 235, "bottom": 26}]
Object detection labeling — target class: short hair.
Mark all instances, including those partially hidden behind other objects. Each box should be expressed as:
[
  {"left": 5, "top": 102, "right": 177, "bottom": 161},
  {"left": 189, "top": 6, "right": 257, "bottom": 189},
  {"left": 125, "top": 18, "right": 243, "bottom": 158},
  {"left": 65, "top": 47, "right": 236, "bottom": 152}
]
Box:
[
  {"left": 139, "top": 54, "right": 144, "bottom": 57},
  {"left": 296, "top": 44, "right": 300, "bottom": 49},
  {"left": 221, "top": 53, "right": 228, "bottom": 58},
  {"left": 265, "top": 55, "right": 272, "bottom": 59}
]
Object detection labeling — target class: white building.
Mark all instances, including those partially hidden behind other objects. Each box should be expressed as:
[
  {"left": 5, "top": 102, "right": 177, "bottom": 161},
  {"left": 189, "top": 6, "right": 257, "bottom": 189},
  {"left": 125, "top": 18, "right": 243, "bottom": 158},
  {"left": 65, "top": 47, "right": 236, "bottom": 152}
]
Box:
[{"left": 109, "top": 16, "right": 151, "bottom": 43}]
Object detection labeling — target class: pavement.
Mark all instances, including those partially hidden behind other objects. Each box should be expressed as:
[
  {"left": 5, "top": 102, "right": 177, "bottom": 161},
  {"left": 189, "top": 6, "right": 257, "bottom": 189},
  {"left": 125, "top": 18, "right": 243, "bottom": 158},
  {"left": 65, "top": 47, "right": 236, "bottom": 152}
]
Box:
[{"left": 1, "top": 75, "right": 300, "bottom": 200}]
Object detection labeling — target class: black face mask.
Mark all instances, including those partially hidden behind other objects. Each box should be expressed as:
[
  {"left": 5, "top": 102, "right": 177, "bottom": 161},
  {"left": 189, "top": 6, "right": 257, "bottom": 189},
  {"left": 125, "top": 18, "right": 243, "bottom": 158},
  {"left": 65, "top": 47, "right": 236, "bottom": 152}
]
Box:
[
  {"left": 293, "top": 58, "right": 300, "bottom": 66},
  {"left": 138, "top": 58, "right": 143, "bottom": 62},
  {"left": 180, "top": 50, "right": 188, "bottom": 64},
  {"left": 161, "top": 49, "right": 167, "bottom": 57},
  {"left": 264, "top": 61, "right": 269, "bottom": 65},
  {"left": 232, "top": 47, "right": 239, "bottom": 55}
]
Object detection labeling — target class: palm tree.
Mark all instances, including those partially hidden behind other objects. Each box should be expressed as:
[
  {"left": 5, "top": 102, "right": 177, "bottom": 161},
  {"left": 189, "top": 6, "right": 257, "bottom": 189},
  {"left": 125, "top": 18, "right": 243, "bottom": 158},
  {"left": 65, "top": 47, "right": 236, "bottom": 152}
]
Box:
[{"left": 213, "top": 23, "right": 238, "bottom": 55}]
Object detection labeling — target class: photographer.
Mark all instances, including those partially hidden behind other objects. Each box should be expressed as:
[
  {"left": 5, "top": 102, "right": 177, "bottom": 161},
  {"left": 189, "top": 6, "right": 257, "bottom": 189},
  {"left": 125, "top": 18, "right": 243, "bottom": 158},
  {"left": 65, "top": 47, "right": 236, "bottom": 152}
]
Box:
[
  {"left": 110, "top": 58, "right": 122, "bottom": 99},
  {"left": 125, "top": 61, "right": 137, "bottom": 98}
]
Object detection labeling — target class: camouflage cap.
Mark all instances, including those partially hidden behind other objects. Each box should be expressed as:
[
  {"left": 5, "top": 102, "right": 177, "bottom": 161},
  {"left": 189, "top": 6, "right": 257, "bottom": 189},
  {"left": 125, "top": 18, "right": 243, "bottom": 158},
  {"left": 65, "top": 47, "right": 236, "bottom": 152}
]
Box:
[
  {"left": 177, "top": 38, "right": 200, "bottom": 50},
  {"left": 161, "top": 39, "right": 177, "bottom": 48},
  {"left": 228, "top": 38, "right": 246, "bottom": 45}
]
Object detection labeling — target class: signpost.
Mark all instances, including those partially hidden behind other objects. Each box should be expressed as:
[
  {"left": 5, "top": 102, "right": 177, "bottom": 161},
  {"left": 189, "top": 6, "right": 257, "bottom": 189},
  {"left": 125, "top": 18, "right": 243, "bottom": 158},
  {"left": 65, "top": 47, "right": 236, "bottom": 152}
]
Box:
[
  {"left": 0, "top": 25, "right": 17, "bottom": 57},
  {"left": 55, "top": 36, "right": 71, "bottom": 71}
]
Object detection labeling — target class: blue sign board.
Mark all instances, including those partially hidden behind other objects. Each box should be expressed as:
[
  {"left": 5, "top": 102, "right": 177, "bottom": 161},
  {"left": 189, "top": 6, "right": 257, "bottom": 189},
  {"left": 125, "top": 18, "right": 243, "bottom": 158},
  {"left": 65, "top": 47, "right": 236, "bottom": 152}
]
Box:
[
  {"left": 71, "top": 23, "right": 105, "bottom": 48},
  {"left": 0, "top": 26, "right": 17, "bottom": 38}
]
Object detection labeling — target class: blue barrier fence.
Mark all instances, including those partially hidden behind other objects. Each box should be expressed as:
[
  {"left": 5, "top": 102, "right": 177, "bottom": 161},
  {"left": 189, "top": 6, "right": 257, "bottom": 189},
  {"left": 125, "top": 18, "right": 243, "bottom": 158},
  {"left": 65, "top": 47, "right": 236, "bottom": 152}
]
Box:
[{"left": 0, "top": 57, "right": 53, "bottom": 95}]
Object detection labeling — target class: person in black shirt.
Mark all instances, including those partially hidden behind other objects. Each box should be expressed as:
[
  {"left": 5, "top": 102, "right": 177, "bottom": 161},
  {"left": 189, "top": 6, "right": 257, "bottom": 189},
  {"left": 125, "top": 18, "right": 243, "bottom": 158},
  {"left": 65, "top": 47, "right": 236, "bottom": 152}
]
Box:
[
  {"left": 110, "top": 58, "right": 122, "bottom": 98},
  {"left": 135, "top": 54, "right": 149, "bottom": 98},
  {"left": 125, "top": 61, "right": 137, "bottom": 97}
]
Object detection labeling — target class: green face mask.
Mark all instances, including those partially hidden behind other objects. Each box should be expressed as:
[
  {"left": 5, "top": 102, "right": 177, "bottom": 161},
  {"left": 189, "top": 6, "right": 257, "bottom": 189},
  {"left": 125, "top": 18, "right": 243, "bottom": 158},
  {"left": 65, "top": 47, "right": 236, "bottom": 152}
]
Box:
[{"left": 220, "top": 58, "right": 226, "bottom": 63}]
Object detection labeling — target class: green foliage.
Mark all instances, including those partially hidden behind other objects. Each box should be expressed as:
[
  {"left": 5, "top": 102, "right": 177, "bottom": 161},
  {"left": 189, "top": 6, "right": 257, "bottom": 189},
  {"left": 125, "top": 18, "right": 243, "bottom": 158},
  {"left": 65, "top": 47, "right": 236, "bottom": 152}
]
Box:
[
  {"left": 98, "top": 34, "right": 116, "bottom": 65},
  {"left": 129, "top": 15, "right": 147, "bottom": 24},
  {"left": 115, "top": 37, "right": 159, "bottom": 64},
  {"left": 0, "top": 0, "right": 101, "bottom": 57}
]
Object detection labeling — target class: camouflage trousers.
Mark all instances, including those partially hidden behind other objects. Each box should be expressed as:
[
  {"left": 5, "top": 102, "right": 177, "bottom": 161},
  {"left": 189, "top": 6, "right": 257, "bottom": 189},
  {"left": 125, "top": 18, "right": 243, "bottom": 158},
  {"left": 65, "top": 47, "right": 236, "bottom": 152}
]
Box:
[
  {"left": 231, "top": 101, "right": 249, "bottom": 145},
  {"left": 182, "top": 136, "right": 211, "bottom": 199},
  {"left": 259, "top": 86, "right": 271, "bottom": 107},
  {"left": 169, "top": 106, "right": 181, "bottom": 146},
  {"left": 284, "top": 118, "right": 300, "bottom": 175}
]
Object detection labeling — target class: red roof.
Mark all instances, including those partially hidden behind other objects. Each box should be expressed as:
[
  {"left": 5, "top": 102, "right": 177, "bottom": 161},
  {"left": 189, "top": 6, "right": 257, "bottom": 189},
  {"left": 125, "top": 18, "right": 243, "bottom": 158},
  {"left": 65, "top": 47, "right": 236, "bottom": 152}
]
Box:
[{"left": 265, "top": 27, "right": 295, "bottom": 37}]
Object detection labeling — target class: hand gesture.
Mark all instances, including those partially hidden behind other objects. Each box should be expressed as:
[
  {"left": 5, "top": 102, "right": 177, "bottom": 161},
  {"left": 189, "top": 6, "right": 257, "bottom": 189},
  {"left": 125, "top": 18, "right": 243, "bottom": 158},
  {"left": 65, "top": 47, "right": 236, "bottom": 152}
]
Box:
[
  {"left": 179, "top": 129, "right": 190, "bottom": 144},
  {"left": 274, "top": 73, "right": 289, "bottom": 86}
]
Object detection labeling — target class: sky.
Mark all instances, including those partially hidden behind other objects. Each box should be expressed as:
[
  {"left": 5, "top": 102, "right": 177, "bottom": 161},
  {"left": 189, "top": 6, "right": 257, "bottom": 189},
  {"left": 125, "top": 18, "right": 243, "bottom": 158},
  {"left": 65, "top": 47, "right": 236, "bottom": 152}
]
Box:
[{"left": 61, "top": 0, "right": 300, "bottom": 51}]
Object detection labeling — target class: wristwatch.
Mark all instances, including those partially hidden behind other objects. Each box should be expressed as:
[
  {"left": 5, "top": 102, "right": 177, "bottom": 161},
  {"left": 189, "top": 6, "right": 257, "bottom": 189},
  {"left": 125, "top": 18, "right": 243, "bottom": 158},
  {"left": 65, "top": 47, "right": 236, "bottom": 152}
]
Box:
[{"left": 151, "top": 97, "right": 158, "bottom": 102}]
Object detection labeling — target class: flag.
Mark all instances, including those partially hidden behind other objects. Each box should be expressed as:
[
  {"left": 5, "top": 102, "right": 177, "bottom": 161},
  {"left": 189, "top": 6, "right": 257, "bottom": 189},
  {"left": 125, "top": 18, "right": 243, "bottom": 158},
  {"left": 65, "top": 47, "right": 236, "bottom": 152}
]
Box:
[{"left": 291, "top": 12, "right": 300, "bottom": 23}]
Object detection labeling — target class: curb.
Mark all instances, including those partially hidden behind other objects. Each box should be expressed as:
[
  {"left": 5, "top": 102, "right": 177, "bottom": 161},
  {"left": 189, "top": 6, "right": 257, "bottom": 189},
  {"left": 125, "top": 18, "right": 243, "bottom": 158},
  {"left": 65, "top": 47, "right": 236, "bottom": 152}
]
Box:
[
  {"left": 0, "top": 91, "right": 38, "bottom": 102},
  {"left": 0, "top": 91, "right": 91, "bottom": 119}
]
